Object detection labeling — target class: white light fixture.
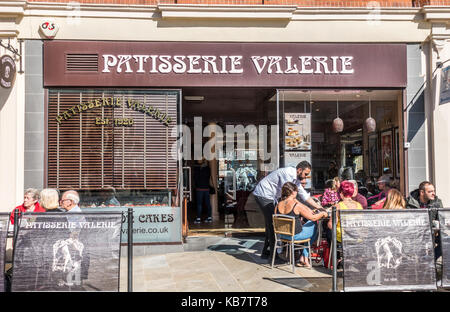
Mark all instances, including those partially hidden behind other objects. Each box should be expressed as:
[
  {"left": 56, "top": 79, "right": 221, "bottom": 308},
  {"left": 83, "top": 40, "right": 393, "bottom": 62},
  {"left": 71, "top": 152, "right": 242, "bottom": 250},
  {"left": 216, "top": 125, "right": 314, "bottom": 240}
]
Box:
[
  {"left": 184, "top": 96, "right": 204, "bottom": 101},
  {"left": 365, "top": 97, "right": 376, "bottom": 133},
  {"left": 332, "top": 98, "right": 344, "bottom": 133}
]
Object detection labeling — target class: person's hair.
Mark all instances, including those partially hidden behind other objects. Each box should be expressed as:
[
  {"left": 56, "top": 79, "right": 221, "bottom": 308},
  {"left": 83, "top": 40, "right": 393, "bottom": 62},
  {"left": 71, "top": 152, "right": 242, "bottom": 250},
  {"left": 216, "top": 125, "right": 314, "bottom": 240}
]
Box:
[
  {"left": 281, "top": 182, "right": 298, "bottom": 201},
  {"left": 383, "top": 189, "right": 406, "bottom": 210},
  {"left": 377, "top": 175, "right": 391, "bottom": 187},
  {"left": 348, "top": 179, "right": 358, "bottom": 191},
  {"left": 331, "top": 177, "right": 340, "bottom": 191},
  {"left": 24, "top": 188, "right": 40, "bottom": 201},
  {"left": 40, "top": 188, "right": 60, "bottom": 210},
  {"left": 62, "top": 190, "right": 80, "bottom": 205},
  {"left": 296, "top": 161, "right": 311, "bottom": 171},
  {"left": 419, "top": 181, "right": 433, "bottom": 192},
  {"left": 339, "top": 181, "right": 355, "bottom": 198}
]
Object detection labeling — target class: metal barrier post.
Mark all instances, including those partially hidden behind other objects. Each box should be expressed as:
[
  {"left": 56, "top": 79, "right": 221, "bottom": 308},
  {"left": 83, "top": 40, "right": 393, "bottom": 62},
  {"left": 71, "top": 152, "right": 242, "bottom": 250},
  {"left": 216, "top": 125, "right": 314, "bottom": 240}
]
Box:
[
  {"left": 332, "top": 206, "right": 337, "bottom": 292},
  {"left": 13, "top": 209, "right": 18, "bottom": 241},
  {"left": 128, "top": 208, "right": 133, "bottom": 292}
]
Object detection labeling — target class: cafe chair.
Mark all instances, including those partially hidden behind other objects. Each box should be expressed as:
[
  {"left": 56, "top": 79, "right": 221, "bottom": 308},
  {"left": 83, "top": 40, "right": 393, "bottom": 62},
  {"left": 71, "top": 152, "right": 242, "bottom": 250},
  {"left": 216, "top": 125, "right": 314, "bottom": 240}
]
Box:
[{"left": 271, "top": 214, "right": 312, "bottom": 273}]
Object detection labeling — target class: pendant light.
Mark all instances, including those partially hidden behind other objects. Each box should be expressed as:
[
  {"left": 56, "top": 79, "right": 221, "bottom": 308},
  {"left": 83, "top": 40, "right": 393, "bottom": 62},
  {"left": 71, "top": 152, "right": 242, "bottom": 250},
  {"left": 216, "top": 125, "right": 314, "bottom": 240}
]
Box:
[
  {"left": 332, "top": 98, "right": 344, "bottom": 133},
  {"left": 365, "top": 96, "right": 376, "bottom": 133}
]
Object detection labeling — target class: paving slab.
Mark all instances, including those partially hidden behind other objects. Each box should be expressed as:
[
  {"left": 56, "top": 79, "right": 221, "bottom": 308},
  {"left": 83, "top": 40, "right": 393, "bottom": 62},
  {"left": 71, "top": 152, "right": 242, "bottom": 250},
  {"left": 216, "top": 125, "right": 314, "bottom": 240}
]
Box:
[{"left": 119, "top": 236, "right": 335, "bottom": 292}]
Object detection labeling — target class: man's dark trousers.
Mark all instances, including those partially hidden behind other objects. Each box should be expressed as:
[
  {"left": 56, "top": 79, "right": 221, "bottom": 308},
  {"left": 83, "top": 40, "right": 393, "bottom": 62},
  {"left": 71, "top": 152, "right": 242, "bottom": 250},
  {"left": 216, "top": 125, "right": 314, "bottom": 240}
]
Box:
[{"left": 254, "top": 195, "right": 276, "bottom": 258}]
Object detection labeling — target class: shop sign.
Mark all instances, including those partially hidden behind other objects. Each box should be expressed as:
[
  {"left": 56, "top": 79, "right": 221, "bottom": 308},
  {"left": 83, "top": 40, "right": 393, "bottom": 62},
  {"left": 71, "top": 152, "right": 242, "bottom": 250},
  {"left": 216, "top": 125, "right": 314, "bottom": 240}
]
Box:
[
  {"left": 438, "top": 209, "right": 450, "bottom": 288},
  {"left": 12, "top": 213, "right": 122, "bottom": 292},
  {"left": 0, "top": 55, "right": 16, "bottom": 89},
  {"left": 340, "top": 209, "right": 436, "bottom": 292},
  {"left": 55, "top": 96, "right": 172, "bottom": 127},
  {"left": 82, "top": 206, "right": 182, "bottom": 244},
  {"left": 44, "top": 42, "right": 407, "bottom": 88}
]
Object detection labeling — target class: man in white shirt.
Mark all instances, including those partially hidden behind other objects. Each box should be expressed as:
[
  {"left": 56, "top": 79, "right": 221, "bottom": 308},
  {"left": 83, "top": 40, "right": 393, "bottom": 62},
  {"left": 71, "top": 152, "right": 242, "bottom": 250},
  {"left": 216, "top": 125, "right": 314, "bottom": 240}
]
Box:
[{"left": 253, "top": 161, "right": 322, "bottom": 261}]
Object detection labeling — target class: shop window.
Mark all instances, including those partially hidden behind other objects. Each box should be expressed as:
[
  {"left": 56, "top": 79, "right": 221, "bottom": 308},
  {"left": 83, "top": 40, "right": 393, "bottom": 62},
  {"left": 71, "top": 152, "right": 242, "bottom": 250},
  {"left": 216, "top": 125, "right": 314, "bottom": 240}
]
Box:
[{"left": 47, "top": 89, "right": 179, "bottom": 206}]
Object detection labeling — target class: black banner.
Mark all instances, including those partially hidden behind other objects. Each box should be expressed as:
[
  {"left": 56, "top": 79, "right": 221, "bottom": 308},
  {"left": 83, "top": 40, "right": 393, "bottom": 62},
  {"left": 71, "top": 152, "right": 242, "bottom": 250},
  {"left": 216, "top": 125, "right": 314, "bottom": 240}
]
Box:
[
  {"left": 340, "top": 209, "right": 436, "bottom": 292},
  {"left": 0, "top": 214, "right": 9, "bottom": 292},
  {"left": 438, "top": 209, "right": 450, "bottom": 288},
  {"left": 11, "top": 213, "right": 122, "bottom": 292}
]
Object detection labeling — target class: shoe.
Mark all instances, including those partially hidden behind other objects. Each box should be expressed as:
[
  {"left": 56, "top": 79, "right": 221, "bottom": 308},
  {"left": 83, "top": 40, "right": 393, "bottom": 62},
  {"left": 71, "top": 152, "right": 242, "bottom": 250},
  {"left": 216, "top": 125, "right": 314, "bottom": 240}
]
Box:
[
  {"left": 205, "top": 217, "right": 213, "bottom": 223},
  {"left": 194, "top": 218, "right": 201, "bottom": 224}
]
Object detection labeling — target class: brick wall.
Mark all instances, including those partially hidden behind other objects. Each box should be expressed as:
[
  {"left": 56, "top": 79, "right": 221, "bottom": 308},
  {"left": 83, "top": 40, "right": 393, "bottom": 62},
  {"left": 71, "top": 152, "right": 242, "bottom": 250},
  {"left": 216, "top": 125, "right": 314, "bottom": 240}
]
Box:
[{"left": 26, "top": 0, "right": 450, "bottom": 7}]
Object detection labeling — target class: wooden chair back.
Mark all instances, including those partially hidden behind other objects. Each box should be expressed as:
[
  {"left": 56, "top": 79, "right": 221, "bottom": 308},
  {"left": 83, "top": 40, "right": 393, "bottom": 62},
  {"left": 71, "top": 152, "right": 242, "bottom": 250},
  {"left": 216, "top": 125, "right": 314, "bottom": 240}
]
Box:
[{"left": 272, "top": 214, "right": 295, "bottom": 236}]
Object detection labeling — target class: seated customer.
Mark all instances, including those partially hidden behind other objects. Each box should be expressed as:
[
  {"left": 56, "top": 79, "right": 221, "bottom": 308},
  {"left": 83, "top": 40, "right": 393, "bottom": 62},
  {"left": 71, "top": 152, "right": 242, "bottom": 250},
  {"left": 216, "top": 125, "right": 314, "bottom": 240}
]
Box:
[
  {"left": 367, "top": 175, "right": 391, "bottom": 208},
  {"left": 10, "top": 188, "right": 45, "bottom": 225},
  {"left": 40, "top": 188, "right": 65, "bottom": 212},
  {"left": 276, "top": 182, "right": 328, "bottom": 268},
  {"left": 382, "top": 188, "right": 406, "bottom": 210},
  {"left": 321, "top": 177, "right": 341, "bottom": 207},
  {"left": 348, "top": 180, "right": 368, "bottom": 209},
  {"left": 327, "top": 181, "right": 363, "bottom": 243}
]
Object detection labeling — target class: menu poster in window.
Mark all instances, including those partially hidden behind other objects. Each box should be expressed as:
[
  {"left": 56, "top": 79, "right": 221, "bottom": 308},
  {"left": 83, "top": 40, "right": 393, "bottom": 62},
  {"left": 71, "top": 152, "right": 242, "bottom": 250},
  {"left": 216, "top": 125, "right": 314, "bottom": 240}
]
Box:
[
  {"left": 368, "top": 134, "right": 378, "bottom": 177},
  {"left": 285, "top": 113, "right": 311, "bottom": 151},
  {"left": 381, "top": 130, "right": 393, "bottom": 176},
  {"left": 285, "top": 151, "right": 312, "bottom": 189}
]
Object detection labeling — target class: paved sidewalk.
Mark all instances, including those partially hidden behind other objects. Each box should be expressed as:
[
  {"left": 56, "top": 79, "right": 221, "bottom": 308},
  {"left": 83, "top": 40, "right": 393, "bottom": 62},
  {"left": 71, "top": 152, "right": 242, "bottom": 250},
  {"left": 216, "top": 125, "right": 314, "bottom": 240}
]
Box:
[{"left": 119, "top": 236, "right": 340, "bottom": 292}]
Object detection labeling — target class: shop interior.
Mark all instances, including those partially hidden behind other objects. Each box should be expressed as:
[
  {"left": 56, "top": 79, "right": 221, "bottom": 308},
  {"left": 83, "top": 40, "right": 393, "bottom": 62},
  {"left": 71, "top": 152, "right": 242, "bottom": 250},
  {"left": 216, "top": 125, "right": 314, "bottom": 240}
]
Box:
[{"left": 182, "top": 88, "right": 403, "bottom": 234}]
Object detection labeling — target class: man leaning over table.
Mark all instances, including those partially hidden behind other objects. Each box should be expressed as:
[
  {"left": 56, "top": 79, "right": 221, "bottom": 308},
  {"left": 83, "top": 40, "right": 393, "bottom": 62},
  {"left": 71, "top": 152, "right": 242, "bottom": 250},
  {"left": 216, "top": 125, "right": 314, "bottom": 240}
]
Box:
[{"left": 252, "top": 161, "right": 323, "bottom": 263}]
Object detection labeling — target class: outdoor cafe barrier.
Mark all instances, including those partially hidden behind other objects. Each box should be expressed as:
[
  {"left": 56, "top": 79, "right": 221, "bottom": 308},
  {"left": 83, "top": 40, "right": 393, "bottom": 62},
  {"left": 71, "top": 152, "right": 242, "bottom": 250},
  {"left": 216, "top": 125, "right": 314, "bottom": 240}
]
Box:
[
  {"left": 438, "top": 208, "right": 450, "bottom": 288},
  {"left": 10, "top": 212, "right": 123, "bottom": 292},
  {"left": 339, "top": 209, "right": 437, "bottom": 292},
  {"left": 0, "top": 214, "right": 9, "bottom": 292}
]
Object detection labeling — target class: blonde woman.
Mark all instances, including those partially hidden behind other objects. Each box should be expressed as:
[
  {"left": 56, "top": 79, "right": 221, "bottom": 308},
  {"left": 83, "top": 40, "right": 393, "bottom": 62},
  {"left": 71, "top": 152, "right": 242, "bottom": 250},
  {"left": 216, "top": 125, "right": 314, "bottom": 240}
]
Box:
[
  {"left": 382, "top": 188, "right": 406, "bottom": 210},
  {"left": 40, "top": 188, "right": 63, "bottom": 212},
  {"left": 321, "top": 177, "right": 341, "bottom": 207}
]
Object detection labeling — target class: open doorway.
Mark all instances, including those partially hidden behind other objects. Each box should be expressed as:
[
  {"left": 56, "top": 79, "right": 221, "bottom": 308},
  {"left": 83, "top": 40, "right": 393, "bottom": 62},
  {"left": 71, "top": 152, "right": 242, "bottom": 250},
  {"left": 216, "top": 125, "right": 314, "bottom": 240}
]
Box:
[{"left": 182, "top": 87, "right": 277, "bottom": 235}]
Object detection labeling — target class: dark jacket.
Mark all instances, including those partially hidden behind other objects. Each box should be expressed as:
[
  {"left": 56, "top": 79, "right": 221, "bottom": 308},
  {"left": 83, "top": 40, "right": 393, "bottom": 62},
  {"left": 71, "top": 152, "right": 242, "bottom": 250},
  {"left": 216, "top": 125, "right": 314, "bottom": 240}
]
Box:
[
  {"left": 406, "top": 189, "right": 443, "bottom": 220},
  {"left": 193, "top": 165, "right": 211, "bottom": 190}
]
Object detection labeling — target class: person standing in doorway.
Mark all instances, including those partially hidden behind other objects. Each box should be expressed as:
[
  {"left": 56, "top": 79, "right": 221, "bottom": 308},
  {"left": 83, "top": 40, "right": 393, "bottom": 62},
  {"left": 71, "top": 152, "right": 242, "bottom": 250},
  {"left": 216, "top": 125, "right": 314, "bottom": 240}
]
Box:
[
  {"left": 193, "top": 158, "right": 213, "bottom": 224},
  {"left": 253, "top": 161, "right": 323, "bottom": 262}
]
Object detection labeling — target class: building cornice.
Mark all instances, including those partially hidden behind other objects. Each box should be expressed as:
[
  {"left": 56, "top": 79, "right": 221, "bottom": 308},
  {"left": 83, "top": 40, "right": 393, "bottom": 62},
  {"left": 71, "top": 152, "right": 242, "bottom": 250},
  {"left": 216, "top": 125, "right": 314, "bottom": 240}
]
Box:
[
  {"left": 0, "top": 1, "right": 26, "bottom": 16},
  {"left": 0, "top": 2, "right": 426, "bottom": 22},
  {"left": 422, "top": 5, "right": 450, "bottom": 23}
]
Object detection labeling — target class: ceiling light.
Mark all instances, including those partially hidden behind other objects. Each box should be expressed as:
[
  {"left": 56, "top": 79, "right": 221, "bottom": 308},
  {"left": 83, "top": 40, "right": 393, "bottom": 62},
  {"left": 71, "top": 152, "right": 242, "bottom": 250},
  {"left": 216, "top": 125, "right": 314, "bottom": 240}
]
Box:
[{"left": 184, "top": 96, "right": 204, "bottom": 101}]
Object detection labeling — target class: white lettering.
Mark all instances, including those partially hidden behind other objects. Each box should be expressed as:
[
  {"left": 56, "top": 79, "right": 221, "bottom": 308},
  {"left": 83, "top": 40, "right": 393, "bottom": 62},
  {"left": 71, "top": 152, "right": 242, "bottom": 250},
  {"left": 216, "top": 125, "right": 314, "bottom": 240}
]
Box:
[
  {"left": 219, "top": 55, "right": 228, "bottom": 74},
  {"left": 330, "top": 56, "right": 339, "bottom": 74},
  {"left": 133, "top": 55, "right": 149, "bottom": 73},
  {"left": 229, "top": 55, "right": 243, "bottom": 74},
  {"left": 202, "top": 55, "right": 219, "bottom": 74},
  {"left": 158, "top": 55, "right": 172, "bottom": 73},
  {"left": 102, "top": 54, "right": 117, "bottom": 73},
  {"left": 314, "top": 56, "right": 330, "bottom": 74},
  {"left": 299, "top": 56, "right": 314, "bottom": 74},
  {"left": 251, "top": 56, "right": 268, "bottom": 75},
  {"left": 340, "top": 56, "right": 354, "bottom": 74},
  {"left": 187, "top": 55, "right": 202, "bottom": 73},
  {"left": 173, "top": 55, "right": 187, "bottom": 73},
  {"left": 267, "top": 56, "right": 283, "bottom": 74},
  {"left": 285, "top": 56, "right": 299, "bottom": 74},
  {"left": 148, "top": 55, "right": 158, "bottom": 73},
  {"left": 117, "top": 55, "right": 133, "bottom": 73}
]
